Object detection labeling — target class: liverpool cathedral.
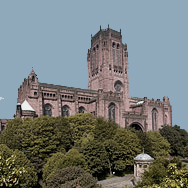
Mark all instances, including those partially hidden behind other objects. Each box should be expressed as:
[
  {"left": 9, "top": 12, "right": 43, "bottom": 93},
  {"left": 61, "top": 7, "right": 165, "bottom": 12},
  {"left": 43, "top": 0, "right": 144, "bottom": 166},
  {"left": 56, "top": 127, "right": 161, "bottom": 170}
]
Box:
[{"left": 1, "top": 27, "right": 172, "bottom": 132}]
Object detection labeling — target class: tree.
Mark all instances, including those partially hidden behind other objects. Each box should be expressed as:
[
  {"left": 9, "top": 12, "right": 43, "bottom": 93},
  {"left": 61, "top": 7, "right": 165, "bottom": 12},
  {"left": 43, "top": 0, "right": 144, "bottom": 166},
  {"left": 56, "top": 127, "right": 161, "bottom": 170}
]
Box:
[
  {"left": 133, "top": 130, "right": 153, "bottom": 157},
  {"left": 46, "top": 167, "right": 100, "bottom": 188},
  {"left": 0, "top": 154, "right": 25, "bottom": 187},
  {"left": 20, "top": 116, "right": 72, "bottom": 159},
  {"left": 43, "top": 152, "right": 66, "bottom": 182},
  {"left": 160, "top": 125, "right": 188, "bottom": 157},
  {"left": 146, "top": 131, "right": 170, "bottom": 158},
  {"left": 0, "top": 118, "right": 23, "bottom": 150},
  {"left": 0, "top": 116, "right": 73, "bottom": 179},
  {"left": 63, "top": 148, "right": 87, "bottom": 170},
  {"left": 136, "top": 158, "right": 169, "bottom": 187},
  {"left": 0, "top": 144, "right": 38, "bottom": 187},
  {"left": 113, "top": 128, "right": 141, "bottom": 173},
  {"left": 16, "top": 116, "right": 72, "bottom": 176},
  {"left": 103, "top": 139, "right": 119, "bottom": 176},
  {"left": 141, "top": 163, "right": 188, "bottom": 188},
  {"left": 82, "top": 139, "right": 109, "bottom": 178},
  {"left": 66, "top": 113, "right": 95, "bottom": 146},
  {"left": 43, "top": 149, "right": 87, "bottom": 182},
  {"left": 93, "top": 118, "right": 118, "bottom": 142}
]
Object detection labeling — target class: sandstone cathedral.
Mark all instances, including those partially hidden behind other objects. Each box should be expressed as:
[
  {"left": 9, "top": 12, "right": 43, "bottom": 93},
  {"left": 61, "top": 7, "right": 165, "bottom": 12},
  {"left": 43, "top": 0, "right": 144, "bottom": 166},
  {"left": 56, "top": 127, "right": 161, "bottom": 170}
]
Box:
[{"left": 0, "top": 26, "right": 172, "bottom": 132}]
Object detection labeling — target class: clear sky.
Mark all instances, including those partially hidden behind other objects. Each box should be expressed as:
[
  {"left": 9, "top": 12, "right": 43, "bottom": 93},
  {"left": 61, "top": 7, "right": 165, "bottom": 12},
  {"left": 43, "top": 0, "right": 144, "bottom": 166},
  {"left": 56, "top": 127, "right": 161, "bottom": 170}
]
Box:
[{"left": 0, "top": 1, "right": 188, "bottom": 130}]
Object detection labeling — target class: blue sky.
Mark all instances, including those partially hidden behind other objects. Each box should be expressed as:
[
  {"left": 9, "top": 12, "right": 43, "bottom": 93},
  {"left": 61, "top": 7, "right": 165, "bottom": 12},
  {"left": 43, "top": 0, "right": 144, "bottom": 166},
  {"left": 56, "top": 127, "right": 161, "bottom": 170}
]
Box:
[{"left": 0, "top": 1, "right": 188, "bottom": 130}]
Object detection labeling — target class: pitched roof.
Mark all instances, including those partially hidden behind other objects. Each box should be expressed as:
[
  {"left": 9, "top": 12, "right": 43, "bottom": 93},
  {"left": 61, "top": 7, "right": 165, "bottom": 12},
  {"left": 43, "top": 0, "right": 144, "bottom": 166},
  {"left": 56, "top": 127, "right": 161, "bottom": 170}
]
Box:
[{"left": 21, "top": 100, "right": 35, "bottom": 111}]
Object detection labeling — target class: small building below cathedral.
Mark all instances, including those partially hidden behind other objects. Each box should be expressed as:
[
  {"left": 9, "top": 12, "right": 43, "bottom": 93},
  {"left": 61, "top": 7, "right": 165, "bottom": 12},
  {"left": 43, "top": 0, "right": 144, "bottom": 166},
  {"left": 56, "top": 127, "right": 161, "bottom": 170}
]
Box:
[
  {"left": 134, "top": 153, "right": 154, "bottom": 182},
  {"left": 1, "top": 26, "right": 172, "bottom": 132}
]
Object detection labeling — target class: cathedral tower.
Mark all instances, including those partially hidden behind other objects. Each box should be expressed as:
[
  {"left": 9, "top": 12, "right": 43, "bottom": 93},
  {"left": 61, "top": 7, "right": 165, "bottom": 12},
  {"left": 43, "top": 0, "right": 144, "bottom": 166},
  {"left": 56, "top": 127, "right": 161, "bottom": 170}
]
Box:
[{"left": 87, "top": 26, "right": 129, "bottom": 99}]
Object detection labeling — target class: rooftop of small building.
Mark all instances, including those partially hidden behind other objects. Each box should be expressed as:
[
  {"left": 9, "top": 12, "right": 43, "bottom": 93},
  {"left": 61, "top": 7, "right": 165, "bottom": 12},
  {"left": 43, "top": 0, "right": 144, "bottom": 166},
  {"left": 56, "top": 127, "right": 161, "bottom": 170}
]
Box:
[{"left": 134, "top": 153, "right": 154, "bottom": 161}]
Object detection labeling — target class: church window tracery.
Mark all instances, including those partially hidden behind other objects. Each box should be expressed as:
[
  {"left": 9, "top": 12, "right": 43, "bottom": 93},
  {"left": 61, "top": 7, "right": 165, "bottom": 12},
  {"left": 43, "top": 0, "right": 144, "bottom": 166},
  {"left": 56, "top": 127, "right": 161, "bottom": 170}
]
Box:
[
  {"left": 44, "top": 104, "right": 52, "bottom": 117},
  {"left": 62, "top": 105, "right": 70, "bottom": 117},
  {"left": 108, "top": 103, "right": 115, "bottom": 121}
]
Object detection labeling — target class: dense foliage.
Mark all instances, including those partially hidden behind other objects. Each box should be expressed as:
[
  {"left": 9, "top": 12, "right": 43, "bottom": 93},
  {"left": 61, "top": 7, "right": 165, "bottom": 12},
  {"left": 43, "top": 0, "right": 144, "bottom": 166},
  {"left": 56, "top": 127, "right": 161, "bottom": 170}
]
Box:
[
  {"left": 66, "top": 113, "right": 95, "bottom": 146},
  {"left": 0, "top": 154, "right": 25, "bottom": 187},
  {"left": 0, "top": 144, "right": 37, "bottom": 187},
  {"left": 43, "top": 149, "right": 87, "bottom": 181},
  {"left": 160, "top": 125, "right": 188, "bottom": 157},
  {"left": 46, "top": 167, "right": 100, "bottom": 188},
  {"left": 0, "top": 114, "right": 187, "bottom": 186},
  {"left": 140, "top": 163, "right": 188, "bottom": 188},
  {"left": 147, "top": 131, "right": 170, "bottom": 158}
]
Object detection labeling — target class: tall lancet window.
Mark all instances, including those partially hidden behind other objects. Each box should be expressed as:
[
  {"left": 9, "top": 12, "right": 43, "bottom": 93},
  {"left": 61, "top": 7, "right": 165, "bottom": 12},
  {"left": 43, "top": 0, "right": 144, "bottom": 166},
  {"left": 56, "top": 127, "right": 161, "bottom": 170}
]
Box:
[
  {"left": 108, "top": 103, "right": 115, "bottom": 121},
  {"left": 62, "top": 105, "right": 70, "bottom": 117},
  {"left": 92, "top": 47, "right": 96, "bottom": 71},
  {"left": 112, "top": 42, "right": 115, "bottom": 64},
  {"left": 152, "top": 108, "right": 157, "bottom": 131},
  {"left": 117, "top": 44, "right": 120, "bottom": 64},
  {"left": 96, "top": 44, "right": 99, "bottom": 67},
  {"left": 97, "top": 53, "right": 99, "bottom": 67},
  {"left": 102, "top": 53, "right": 104, "bottom": 65},
  {"left": 164, "top": 115, "right": 167, "bottom": 125},
  {"left": 44, "top": 104, "right": 52, "bottom": 117}
]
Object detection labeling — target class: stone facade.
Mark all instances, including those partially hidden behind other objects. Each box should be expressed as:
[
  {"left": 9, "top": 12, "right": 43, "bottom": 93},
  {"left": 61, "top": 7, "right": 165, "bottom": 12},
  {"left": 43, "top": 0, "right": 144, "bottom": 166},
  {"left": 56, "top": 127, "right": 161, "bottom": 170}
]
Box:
[
  {"left": 0, "top": 119, "right": 8, "bottom": 133},
  {"left": 15, "top": 27, "right": 172, "bottom": 131}
]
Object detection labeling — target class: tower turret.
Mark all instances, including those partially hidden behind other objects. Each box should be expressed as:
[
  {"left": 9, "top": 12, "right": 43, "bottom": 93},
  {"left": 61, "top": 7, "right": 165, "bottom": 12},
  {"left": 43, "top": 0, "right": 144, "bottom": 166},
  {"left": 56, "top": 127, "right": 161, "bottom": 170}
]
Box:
[{"left": 87, "top": 26, "right": 129, "bottom": 110}]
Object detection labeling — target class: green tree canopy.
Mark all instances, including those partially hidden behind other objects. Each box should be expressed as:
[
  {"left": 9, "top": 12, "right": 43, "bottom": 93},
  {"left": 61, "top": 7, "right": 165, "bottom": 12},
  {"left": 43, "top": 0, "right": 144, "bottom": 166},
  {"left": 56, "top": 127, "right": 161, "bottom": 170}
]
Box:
[
  {"left": 146, "top": 131, "right": 170, "bottom": 158},
  {"left": 0, "top": 144, "right": 37, "bottom": 188},
  {"left": 19, "top": 116, "right": 72, "bottom": 160},
  {"left": 141, "top": 163, "right": 188, "bottom": 188},
  {"left": 93, "top": 117, "right": 118, "bottom": 142},
  {"left": 133, "top": 130, "right": 153, "bottom": 157},
  {"left": 160, "top": 125, "right": 188, "bottom": 157},
  {"left": 66, "top": 113, "right": 95, "bottom": 146},
  {"left": 136, "top": 158, "right": 169, "bottom": 187},
  {"left": 46, "top": 167, "right": 100, "bottom": 188},
  {"left": 82, "top": 139, "right": 109, "bottom": 178},
  {"left": 0, "top": 118, "right": 23, "bottom": 150},
  {"left": 43, "top": 149, "right": 87, "bottom": 182},
  {"left": 1, "top": 116, "right": 73, "bottom": 176},
  {"left": 113, "top": 128, "right": 141, "bottom": 173},
  {"left": 0, "top": 154, "right": 25, "bottom": 188}
]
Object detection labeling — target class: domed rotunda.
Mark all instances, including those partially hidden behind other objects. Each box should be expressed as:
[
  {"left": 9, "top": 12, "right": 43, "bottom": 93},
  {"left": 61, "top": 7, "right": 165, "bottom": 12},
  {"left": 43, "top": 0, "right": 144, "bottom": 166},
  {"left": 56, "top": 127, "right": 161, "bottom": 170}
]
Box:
[{"left": 134, "top": 152, "right": 154, "bottom": 182}]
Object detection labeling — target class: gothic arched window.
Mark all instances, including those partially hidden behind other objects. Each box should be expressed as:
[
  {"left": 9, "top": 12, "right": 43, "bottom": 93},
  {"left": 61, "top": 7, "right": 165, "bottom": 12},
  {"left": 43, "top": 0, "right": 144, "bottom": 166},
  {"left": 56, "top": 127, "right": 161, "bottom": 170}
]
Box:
[
  {"left": 114, "top": 80, "right": 123, "bottom": 92},
  {"left": 44, "top": 104, "right": 52, "bottom": 117},
  {"left": 62, "top": 105, "right": 70, "bottom": 117},
  {"left": 152, "top": 108, "right": 157, "bottom": 131},
  {"left": 79, "top": 106, "right": 85, "bottom": 113},
  {"left": 108, "top": 103, "right": 115, "bottom": 121},
  {"left": 32, "top": 75, "right": 35, "bottom": 82}
]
